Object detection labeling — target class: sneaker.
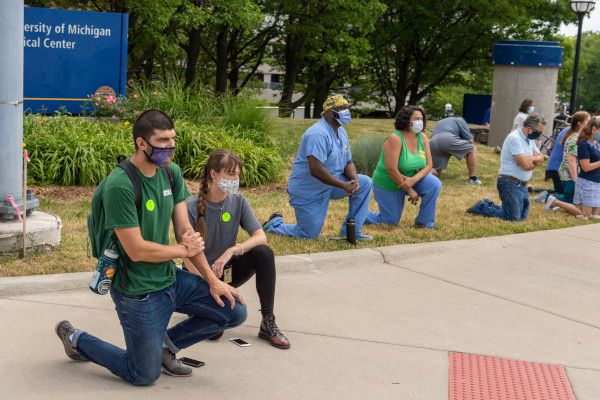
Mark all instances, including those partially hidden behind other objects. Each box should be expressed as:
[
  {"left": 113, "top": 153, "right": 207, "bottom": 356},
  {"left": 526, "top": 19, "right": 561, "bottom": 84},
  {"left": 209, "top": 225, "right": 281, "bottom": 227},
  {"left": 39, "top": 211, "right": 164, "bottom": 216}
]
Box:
[
  {"left": 258, "top": 314, "right": 290, "bottom": 349},
  {"left": 414, "top": 222, "right": 439, "bottom": 230},
  {"left": 468, "top": 177, "right": 482, "bottom": 185},
  {"left": 494, "top": 146, "right": 501, "bottom": 154},
  {"left": 356, "top": 233, "right": 373, "bottom": 240},
  {"left": 208, "top": 332, "right": 223, "bottom": 341},
  {"left": 576, "top": 215, "right": 589, "bottom": 220},
  {"left": 466, "top": 199, "right": 486, "bottom": 214},
  {"left": 55, "top": 320, "right": 88, "bottom": 362},
  {"left": 262, "top": 212, "right": 282, "bottom": 230},
  {"left": 161, "top": 348, "right": 193, "bottom": 377},
  {"left": 532, "top": 191, "right": 548, "bottom": 203},
  {"left": 590, "top": 215, "right": 600, "bottom": 219},
  {"left": 545, "top": 195, "right": 556, "bottom": 211}
]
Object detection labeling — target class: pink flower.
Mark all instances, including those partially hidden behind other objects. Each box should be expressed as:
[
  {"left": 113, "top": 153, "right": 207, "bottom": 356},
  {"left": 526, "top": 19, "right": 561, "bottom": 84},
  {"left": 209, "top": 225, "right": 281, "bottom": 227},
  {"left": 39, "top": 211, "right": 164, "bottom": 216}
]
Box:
[
  {"left": 112, "top": 115, "right": 116, "bottom": 119},
  {"left": 153, "top": 91, "right": 158, "bottom": 95},
  {"left": 120, "top": 109, "right": 124, "bottom": 112},
  {"left": 136, "top": 110, "right": 140, "bottom": 114},
  {"left": 133, "top": 94, "right": 138, "bottom": 99}
]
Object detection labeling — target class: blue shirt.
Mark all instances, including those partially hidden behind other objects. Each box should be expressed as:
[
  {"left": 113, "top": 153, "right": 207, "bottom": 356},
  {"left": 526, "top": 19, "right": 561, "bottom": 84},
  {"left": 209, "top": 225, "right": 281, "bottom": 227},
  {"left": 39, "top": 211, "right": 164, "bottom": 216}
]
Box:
[
  {"left": 546, "top": 127, "right": 569, "bottom": 171},
  {"left": 498, "top": 128, "right": 539, "bottom": 183},
  {"left": 432, "top": 117, "right": 473, "bottom": 141},
  {"left": 577, "top": 141, "right": 600, "bottom": 183},
  {"left": 287, "top": 118, "right": 352, "bottom": 199}
]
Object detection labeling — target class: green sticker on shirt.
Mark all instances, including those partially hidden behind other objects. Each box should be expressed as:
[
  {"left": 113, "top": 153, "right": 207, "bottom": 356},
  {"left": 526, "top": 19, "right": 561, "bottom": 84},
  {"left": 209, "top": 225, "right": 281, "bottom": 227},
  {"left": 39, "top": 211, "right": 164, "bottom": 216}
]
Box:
[
  {"left": 222, "top": 212, "right": 230, "bottom": 222},
  {"left": 146, "top": 199, "right": 155, "bottom": 211}
]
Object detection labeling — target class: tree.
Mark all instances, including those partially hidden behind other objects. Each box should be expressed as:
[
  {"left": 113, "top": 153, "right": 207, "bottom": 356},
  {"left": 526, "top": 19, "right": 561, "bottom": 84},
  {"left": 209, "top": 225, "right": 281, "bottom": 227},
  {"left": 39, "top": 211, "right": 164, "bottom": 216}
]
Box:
[{"left": 367, "top": 0, "right": 575, "bottom": 113}]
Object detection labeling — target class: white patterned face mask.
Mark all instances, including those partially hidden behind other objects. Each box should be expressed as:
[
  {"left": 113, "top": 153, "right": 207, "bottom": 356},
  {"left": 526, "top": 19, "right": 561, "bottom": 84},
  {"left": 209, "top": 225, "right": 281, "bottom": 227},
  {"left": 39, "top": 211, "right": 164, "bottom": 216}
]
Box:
[{"left": 217, "top": 177, "right": 239, "bottom": 195}]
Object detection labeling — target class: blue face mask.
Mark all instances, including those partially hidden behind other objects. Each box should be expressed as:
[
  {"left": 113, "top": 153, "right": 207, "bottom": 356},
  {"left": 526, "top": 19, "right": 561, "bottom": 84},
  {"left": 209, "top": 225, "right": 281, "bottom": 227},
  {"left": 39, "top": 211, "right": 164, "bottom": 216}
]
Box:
[
  {"left": 528, "top": 106, "right": 535, "bottom": 114},
  {"left": 142, "top": 138, "right": 175, "bottom": 167},
  {"left": 333, "top": 109, "right": 351, "bottom": 126},
  {"left": 411, "top": 120, "right": 424, "bottom": 134}
]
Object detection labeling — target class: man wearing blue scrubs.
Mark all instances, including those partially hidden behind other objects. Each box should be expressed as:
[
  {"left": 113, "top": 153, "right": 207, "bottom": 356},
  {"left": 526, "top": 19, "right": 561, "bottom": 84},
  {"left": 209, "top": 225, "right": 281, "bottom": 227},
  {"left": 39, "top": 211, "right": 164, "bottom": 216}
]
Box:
[{"left": 263, "top": 95, "right": 373, "bottom": 239}]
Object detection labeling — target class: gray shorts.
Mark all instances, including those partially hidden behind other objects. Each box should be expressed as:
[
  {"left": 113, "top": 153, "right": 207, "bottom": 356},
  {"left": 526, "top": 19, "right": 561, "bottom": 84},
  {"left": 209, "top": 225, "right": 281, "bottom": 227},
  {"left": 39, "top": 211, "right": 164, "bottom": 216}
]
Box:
[{"left": 429, "top": 131, "right": 475, "bottom": 170}]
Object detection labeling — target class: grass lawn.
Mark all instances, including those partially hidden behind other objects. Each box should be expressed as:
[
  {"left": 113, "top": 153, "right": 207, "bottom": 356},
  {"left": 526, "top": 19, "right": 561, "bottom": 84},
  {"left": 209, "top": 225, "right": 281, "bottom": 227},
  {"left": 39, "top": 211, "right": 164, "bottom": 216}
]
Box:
[{"left": 0, "top": 117, "right": 593, "bottom": 277}]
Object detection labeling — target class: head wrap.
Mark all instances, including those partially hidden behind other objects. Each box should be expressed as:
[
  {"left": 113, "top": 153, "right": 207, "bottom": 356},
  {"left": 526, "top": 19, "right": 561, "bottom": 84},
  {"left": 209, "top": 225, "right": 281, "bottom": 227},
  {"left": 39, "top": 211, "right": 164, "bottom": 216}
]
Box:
[{"left": 322, "top": 95, "right": 349, "bottom": 115}]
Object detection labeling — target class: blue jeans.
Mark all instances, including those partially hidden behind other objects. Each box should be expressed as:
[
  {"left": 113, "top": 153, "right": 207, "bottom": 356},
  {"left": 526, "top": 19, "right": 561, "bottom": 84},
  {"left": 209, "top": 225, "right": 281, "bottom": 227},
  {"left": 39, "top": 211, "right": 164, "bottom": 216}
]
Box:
[
  {"left": 266, "top": 174, "right": 373, "bottom": 238},
  {"left": 471, "top": 176, "right": 529, "bottom": 221},
  {"left": 365, "top": 173, "right": 441, "bottom": 227},
  {"left": 72, "top": 268, "right": 247, "bottom": 386}
]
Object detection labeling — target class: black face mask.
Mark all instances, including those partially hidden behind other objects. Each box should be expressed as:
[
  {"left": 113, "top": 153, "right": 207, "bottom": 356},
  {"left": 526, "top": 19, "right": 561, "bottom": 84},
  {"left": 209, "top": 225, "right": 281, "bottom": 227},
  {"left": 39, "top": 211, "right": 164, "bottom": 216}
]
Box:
[{"left": 527, "top": 130, "right": 542, "bottom": 140}]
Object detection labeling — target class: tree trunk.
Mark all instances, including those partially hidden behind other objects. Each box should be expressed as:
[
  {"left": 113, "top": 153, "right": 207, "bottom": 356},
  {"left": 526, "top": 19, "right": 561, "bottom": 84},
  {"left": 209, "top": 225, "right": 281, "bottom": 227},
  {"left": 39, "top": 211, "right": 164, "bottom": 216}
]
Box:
[
  {"left": 184, "top": 27, "right": 202, "bottom": 88},
  {"left": 278, "top": 32, "right": 306, "bottom": 117},
  {"left": 215, "top": 26, "right": 229, "bottom": 94},
  {"left": 303, "top": 96, "right": 312, "bottom": 118}
]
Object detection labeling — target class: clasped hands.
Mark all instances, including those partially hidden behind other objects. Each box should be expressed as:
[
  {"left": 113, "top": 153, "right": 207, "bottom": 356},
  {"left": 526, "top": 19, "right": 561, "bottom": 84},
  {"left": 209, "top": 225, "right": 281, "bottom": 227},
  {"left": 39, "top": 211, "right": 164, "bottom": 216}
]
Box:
[
  {"left": 180, "top": 229, "right": 205, "bottom": 258},
  {"left": 343, "top": 179, "right": 360, "bottom": 196},
  {"left": 399, "top": 177, "right": 419, "bottom": 203}
]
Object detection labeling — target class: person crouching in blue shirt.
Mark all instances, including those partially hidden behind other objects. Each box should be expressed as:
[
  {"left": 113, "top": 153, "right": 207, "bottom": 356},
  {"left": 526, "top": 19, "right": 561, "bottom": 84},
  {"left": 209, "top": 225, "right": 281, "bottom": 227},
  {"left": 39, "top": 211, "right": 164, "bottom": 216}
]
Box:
[
  {"left": 467, "top": 113, "right": 546, "bottom": 221},
  {"left": 262, "top": 95, "right": 373, "bottom": 240}
]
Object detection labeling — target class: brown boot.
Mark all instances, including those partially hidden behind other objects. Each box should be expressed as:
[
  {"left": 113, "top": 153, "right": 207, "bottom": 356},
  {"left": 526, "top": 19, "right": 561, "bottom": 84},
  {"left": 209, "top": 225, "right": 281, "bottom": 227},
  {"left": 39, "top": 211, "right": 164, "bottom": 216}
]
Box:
[{"left": 258, "top": 314, "right": 290, "bottom": 349}]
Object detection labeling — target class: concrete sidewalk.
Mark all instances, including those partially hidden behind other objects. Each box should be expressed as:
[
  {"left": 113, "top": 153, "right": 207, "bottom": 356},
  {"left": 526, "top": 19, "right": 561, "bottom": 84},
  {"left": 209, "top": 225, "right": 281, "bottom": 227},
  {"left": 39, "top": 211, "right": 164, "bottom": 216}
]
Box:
[{"left": 1, "top": 224, "right": 599, "bottom": 399}]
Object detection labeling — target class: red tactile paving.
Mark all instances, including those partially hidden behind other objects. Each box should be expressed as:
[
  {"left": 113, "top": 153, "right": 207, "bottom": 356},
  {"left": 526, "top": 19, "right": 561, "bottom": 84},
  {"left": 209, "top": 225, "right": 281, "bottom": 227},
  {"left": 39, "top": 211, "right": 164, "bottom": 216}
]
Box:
[{"left": 449, "top": 352, "right": 576, "bottom": 400}]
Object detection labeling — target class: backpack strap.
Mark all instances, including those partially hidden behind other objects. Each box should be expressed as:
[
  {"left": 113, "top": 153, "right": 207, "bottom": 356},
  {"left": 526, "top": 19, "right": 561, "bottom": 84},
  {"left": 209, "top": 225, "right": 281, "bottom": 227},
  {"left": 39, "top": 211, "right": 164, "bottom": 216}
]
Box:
[
  {"left": 117, "top": 160, "right": 142, "bottom": 210},
  {"left": 162, "top": 165, "right": 175, "bottom": 192}
]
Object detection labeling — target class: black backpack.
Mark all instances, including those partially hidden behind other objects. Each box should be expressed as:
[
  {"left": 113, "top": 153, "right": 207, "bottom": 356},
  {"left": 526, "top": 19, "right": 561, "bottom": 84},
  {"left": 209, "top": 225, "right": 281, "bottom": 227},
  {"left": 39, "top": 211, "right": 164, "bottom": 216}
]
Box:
[{"left": 87, "top": 159, "right": 174, "bottom": 289}]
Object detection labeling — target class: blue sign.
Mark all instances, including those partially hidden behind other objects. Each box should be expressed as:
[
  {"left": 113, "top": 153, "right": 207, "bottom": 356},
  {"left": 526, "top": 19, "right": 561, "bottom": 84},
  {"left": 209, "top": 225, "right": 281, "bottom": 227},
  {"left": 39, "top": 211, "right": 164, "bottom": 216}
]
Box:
[
  {"left": 24, "top": 7, "right": 128, "bottom": 114},
  {"left": 492, "top": 40, "right": 564, "bottom": 68}
]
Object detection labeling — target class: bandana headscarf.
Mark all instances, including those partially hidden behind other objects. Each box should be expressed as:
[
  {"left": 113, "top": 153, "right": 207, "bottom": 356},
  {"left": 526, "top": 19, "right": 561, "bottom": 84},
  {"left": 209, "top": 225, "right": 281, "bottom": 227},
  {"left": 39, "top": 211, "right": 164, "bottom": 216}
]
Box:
[{"left": 321, "top": 95, "right": 349, "bottom": 115}]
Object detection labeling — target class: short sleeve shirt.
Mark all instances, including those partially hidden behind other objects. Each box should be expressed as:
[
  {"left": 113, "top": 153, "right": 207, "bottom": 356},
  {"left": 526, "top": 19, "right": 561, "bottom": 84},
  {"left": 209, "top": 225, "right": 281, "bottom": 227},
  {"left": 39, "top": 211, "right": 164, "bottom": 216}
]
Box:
[
  {"left": 432, "top": 117, "right": 473, "bottom": 141},
  {"left": 104, "top": 162, "right": 189, "bottom": 295},
  {"left": 186, "top": 194, "right": 262, "bottom": 265},
  {"left": 498, "top": 128, "right": 539, "bottom": 183},
  {"left": 559, "top": 133, "right": 580, "bottom": 181},
  {"left": 287, "top": 118, "right": 352, "bottom": 199},
  {"left": 577, "top": 141, "right": 600, "bottom": 183},
  {"left": 546, "top": 127, "right": 569, "bottom": 171}
]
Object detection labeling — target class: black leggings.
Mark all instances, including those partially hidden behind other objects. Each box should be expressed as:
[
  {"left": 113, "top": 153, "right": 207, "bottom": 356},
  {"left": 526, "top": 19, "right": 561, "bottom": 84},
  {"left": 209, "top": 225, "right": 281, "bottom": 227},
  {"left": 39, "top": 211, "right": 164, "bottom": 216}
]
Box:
[
  {"left": 546, "top": 170, "right": 564, "bottom": 194},
  {"left": 222, "top": 244, "right": 276, "bottom": 316}
]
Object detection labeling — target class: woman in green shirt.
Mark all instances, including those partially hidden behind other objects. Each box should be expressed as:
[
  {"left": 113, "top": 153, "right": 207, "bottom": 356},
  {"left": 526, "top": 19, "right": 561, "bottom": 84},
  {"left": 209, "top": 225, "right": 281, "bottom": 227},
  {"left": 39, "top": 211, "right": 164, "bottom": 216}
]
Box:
[{"left": 365, "top": 106, "right": 441, "bottom": 228}]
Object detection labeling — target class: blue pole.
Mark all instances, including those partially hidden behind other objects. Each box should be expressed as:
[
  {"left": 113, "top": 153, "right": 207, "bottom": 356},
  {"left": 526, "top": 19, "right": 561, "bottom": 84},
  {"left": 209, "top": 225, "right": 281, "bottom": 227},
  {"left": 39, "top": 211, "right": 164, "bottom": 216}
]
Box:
[{"left": 0, "top": 0, "right": 25, "bottom": 220}]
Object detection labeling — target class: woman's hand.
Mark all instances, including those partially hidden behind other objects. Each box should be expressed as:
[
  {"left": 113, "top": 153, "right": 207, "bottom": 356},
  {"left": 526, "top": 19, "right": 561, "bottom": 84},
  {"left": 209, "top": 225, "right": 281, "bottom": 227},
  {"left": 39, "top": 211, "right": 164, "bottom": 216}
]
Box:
[
  {"left": 211, "top": 250, "right": 234, "bottom": 278},
  {"left": 407, "top": 188, "right": 420, "bottom": 203},
  {"left": 399, "top": 176, "right": 415, "bottom": 191}
]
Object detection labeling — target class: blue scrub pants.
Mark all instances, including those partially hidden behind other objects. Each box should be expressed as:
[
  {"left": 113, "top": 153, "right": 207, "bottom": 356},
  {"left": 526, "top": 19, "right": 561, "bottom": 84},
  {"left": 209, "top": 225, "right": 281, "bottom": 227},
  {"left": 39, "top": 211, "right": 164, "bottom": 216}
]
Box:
[
  {"left": 266, "top": 174, "right": 372, "bottom": 238},
  {"left": 365, "top": 173, "right": 441, "bottom": 227},
  {"left": 470, "top": 176, "right": 529, "bottom": 221}
]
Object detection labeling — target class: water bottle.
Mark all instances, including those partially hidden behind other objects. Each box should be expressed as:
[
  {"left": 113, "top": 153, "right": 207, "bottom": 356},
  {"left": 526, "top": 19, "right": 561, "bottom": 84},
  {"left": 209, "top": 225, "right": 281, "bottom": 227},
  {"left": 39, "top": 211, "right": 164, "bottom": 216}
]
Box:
[
  {"left": 346, "top": 217, "right": 356, "bottom": 246},
  {"left": 90, "top": 248, "right": 118, "bottom": 295}
]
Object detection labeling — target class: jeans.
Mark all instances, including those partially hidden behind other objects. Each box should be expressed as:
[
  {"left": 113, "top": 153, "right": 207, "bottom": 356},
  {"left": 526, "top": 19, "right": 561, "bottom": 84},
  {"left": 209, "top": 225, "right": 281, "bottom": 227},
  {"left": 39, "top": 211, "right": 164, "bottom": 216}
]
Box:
[
  {"left": 365, "top": 173, "right": 441, "bottom": 227},
  {"left": 470, "top": 176, "right": 530, "bottom": 221},
  {"left": 266, "top": 174, "right": 373, "bottom": 238},
  {"left": 72, "top": 267, "right": 247, "bottom": 386}
]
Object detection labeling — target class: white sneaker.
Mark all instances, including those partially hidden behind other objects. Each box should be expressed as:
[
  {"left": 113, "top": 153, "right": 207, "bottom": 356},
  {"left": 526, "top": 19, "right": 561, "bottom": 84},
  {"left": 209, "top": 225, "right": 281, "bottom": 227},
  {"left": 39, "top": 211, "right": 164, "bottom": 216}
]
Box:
[
  {"left": 576, "top": 215, "right": 589, "bottom": 220},
  {"left": 545, "top": 195, "right": 557, "bottom": 211},
  {"left": 533, "top": 191, "right": 548, "bottom": 203},
  {"left": 468, "top": 178, "right": 482, "bottom": 185},
  {"left": 590, "top": 215, "right": 600, "bottom": 219}
]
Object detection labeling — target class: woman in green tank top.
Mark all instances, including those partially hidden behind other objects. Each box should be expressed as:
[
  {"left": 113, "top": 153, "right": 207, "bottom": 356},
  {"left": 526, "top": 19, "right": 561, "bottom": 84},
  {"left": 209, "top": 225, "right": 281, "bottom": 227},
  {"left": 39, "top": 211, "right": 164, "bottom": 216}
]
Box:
[{"left": 365, "top": 106, "right": 442, "bottom": 228}]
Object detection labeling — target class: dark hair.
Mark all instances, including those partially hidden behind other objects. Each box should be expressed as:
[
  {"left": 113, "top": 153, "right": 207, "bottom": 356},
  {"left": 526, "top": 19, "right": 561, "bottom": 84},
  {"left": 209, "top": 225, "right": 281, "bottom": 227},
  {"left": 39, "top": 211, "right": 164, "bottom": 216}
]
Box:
[
  {"left": 195, "top": 149, "right": 243, "bottom": 239},
  {"left": 132, "top": 110, "right": 175, "bottom": 149},
  {"left": 593, "top": 109, "right": 600, "bottom": 117},
  {"left": 560, "top": 111, "right": 589, "bottom": 146},
  {"left": 518, "top": 99, "right": 533, "bottom": 113},
  {"left": 394, "top": 106, "right": 427, "bottom": 131},
  {"left": 577, "top": 118, "right": 600, "bottom": 144}
]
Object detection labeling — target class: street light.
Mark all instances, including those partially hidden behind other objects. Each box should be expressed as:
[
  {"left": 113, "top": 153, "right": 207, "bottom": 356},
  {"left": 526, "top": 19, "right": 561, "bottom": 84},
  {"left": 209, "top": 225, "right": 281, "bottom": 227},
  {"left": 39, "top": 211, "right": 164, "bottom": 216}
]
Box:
[{"left": 569, "top": 0, "right": 596, "bottom": 114}]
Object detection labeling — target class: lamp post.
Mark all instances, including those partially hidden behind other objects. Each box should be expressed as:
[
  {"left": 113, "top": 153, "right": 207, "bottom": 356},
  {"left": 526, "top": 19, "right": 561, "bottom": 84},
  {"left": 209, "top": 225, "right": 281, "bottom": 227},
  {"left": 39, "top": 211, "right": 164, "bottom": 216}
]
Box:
[{"left": 569, "top": 0, "right": 596, "bottom": 114}]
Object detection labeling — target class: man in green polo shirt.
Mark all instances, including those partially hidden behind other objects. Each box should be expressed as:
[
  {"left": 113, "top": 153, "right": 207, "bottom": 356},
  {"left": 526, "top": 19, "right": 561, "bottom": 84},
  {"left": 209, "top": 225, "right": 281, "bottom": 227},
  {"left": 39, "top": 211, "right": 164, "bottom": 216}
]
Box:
[{"left": 55, "top": 110, "right": 247, "bottom": 385}]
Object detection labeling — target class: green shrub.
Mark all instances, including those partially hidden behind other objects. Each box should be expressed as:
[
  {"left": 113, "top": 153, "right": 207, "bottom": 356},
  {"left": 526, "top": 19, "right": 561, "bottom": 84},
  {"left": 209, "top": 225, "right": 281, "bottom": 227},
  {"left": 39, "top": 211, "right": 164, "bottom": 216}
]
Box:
[
  {"left": 351, "top": 134, "right": 386, "bottom": 177},
  {"left": 23, "top": 115, "right": 285, "bottom": 187}
]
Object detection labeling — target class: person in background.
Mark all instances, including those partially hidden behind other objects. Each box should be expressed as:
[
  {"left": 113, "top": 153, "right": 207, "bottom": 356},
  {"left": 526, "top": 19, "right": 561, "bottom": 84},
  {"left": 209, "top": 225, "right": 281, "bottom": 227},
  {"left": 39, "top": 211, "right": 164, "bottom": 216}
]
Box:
[
  {"left": 365, "top": 106, "right": 441, "bottom": 229},
  {"left": 429, "top": 117, "right": 481, "bottom": 184},
  {"left": 555, "top": 111, "right": 590, "bottom": 204},
  {"left": 467, "top": 113, "right": 546, "bottom": 221},
  {"left": 545, "top": 118, "right": 600, "bottom": 220},
  {"left": 536, "top": 111, "right": 590, "bottom": 201},
  {"left": 184, "top": 149, "right": 290, "bottom": 349},
  {"left": 513, "top": 99, "right": 534, "bottom": 130}
]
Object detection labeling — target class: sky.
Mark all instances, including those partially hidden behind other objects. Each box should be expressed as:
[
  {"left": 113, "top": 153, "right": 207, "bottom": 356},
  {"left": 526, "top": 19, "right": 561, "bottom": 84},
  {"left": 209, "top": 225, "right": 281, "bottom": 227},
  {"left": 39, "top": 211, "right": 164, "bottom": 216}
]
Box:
[{"left": 558, "top": 5, "right": 600, "bottom": 36}]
